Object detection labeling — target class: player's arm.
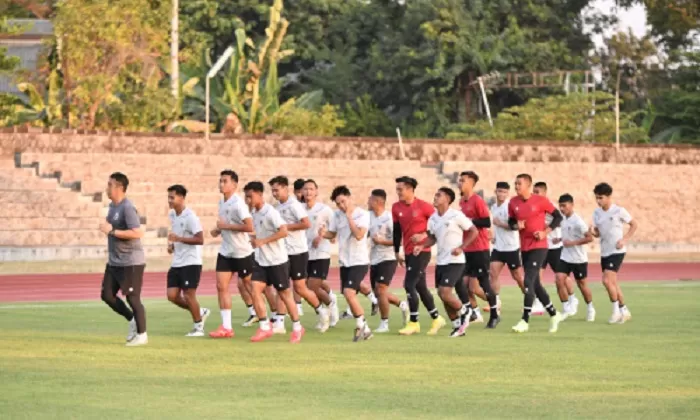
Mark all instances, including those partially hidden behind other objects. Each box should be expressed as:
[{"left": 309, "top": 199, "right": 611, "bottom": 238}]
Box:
[
  {"left": 564, "top": 230, "right": 593, "bottom": 247},
  {"left": 254, "top": 225, "right": 288, "bottom": 247},
  {"left": 493, "top": 217, "right": 509, "bottom": 229},
  {"left": 170, "top": 217, "right": 205, "bottom": 245},
  {"left": 421, "top": 232, "right": 437, "bottom": 249},
  {"left": 618, "top": 209, "right": 637, "bottom": 248},
  {"left": 392, "top": 221, "right": 402, "bottom": 253},
  {"left": 217, "top": 216, "right": 254, "bottom": 233},
  {"left": 346, "top": 212, "right": 368, "bottom": 241},
  {"left": 286, "top": 216, "right": 311, "bottom": 232},
  {"left": 103, "top": 206, "right": 144, "bottom": 239},
  {"left": 320, "top": 213, "right": 337, "bottom": 240},
  {"left": 472, "top": 199, "right": 491, "bottom": 228},
  {"left": 461, "top": 225, "right": 478, "bottom": 250},
  {"left": 507, "top": 202, "right": 521, "bottom": 231}
]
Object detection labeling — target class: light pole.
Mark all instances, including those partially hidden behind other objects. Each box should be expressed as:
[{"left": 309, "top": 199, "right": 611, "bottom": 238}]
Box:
[
  {"left": 171, "top": 0, "right": 179, "bottom": 101},
  {"left": 205, "top": 46, "right": 235, "bottom": 141}
]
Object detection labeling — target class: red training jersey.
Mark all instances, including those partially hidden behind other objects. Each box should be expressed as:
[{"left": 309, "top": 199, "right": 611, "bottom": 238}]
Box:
[
  {"left": 459, "top": 194, "right": 490, "bottom": 252},
  {"left": 392, "top": 198, "right": 435, "bottom": 255},
  {"left": 508, "top": 194, "right": 556, "bottom": 252}
]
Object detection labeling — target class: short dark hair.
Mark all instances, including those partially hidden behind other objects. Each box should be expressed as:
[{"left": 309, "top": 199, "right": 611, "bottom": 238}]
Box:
[
  {"left": 558, "top": 193, "right": 574, "bottom": 204},
  {"left": 304, "top": 179, "right": 318, "bottom": 188},
  {"left": 167, "top": 184, "right": 187, "bottom": 197},
  {"left": 331, "top": 185, "right": 351, "bottom": 201},
  {"left": 516, "top": 173, "right": 533, "bottom": 184},
  {"left": 244, "top": 181, "right": 264, "bottom": 193},
  {"left": 395, "top": 176, "right": 418, "bottom": 190},
  {"left": 109, "top": 172, "right": 129, "bottom": 192},
  {"left": 220, "top": 170, "right": 239, "bottom": 182},
  {"left": 371, "top": 189, "right": 387, "bottom": 200},
  {"left": 438, "top": 187, "right": 456, "bottom": 204},
  {"left": 496, "top": 181, "right": 510, "bottom": 190},
  {"left": 460, "top": 171, "right": 479, "bottom": 183},
  {"left": 534, "top": 181, "right": 547, "bottom": 191},
  {"left": 269, "top": 175, "right": 289, "bottom": 187},
  {"left": 593, "top": 182, "right": 613, "bottom": 196},
  {"left": 293, "top": 178, "right": 305, "bottom": 191}
]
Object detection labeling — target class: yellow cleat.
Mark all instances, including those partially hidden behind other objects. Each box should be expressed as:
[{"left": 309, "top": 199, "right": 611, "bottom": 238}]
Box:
[
  {"left": 511, "top": 319, "right": 529, "bottom": 333},
  {"left": 427, "top": 315, "right": 446, "bottom": 335},
  {"left": 399, "top": 321, "right": 421, "bottom": 336}
]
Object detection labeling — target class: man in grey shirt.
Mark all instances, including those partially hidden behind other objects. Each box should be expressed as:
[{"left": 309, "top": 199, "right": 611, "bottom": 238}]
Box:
[{"left": 99, "top": 172, "right": 147, "bottom": 346}]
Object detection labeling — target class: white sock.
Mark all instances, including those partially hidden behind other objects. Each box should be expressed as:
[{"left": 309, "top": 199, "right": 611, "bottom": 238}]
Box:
[
  {"left": 612, "top": 301, "right": 620, "bottom": 313},
  {"left": 367, "top": 292, "right": 378, "bottom": 305},
  {"left": 451, "top": 318, "right": 461, "bottom": 328},
  {"left": 248, "top": 306, "right": 256, "bottom": 316},
  {"left": 129, "top": 318, "right": 136, "bottom": 328},
  {"left": 399, "top": 300, "right": 408, "bottom": 310},
  {"left": 318, "top": 306, "right": 328, "bottom": 317},
  {"left": 194, "top": 321, "right": 203, "bottom": 330},
  {"left": 496, "top": 295, "right": 501, "bottom": 305},
  {"left": 355, "top": 316, "right": 365, "bottom": 329},
  {"left": 329, "top": 290, "right": 336, "bottom": 302},
  {"left": 260, "top": 319, "right": 270, "bottom": 331},
  {"left": 275, "top": 315, "right": 285, "bottom": 325},
  {"left": 588, "top": 302, "right": 594, "bottom": 310},
  {"left": 568, "top": 294, "right": 575, "bottom": 304},
  {"left": 199, "top": 308, "right": 206, "bottom": 316},
  {"left": 271, "top": 311, "right": 277, "bottom": 320},
  {"left": 344, "top": 308, "right": 352, "bottom": 315},
  {"left": 297, "top": 303, "right": 303, "bottom": 313},
  {"left": 292, "top": 321, "right": 302, "bottom": 332},
  {"left": 221, "top": 309, "right": 232, "bottom": 330},
  {"left": 380, "top": 318, "right": 389, "bottom": 326}
]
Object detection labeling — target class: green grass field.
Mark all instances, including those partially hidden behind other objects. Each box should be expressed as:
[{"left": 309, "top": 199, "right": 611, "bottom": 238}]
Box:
[{"left": 1, "top": 281, "right": 699, "bottom": 419}]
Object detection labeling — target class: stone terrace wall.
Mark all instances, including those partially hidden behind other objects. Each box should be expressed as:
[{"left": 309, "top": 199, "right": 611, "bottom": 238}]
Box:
[{"left": 1, "top": 128, "right": 700, "bottom": 164}]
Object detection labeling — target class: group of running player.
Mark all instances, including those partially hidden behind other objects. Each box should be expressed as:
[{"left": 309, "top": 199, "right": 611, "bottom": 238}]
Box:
[{"left": 99, "top": 169, "right": 637, "bottom": 346}]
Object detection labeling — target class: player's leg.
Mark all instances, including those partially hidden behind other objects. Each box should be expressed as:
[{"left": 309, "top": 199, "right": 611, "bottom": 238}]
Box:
[
  {"left": 101, "top": 265, "right": 135, "bottom": 342},
  {"left": 275, "top": 262, "right": 304, "bottom": 343},
  {"left": 340, "top": 266, "right": 372, "bottom": 342},
  {"left": 212, "top": 255, "right": 235, "bottom": 337},
  {"left": 602, "top": 254, "right": 629, "bottom": 323},
  {"left": 530, "top": 251, "right": 563, "bottom": 332},
  {"left": 293, "top": 289, "right": 303, "bottom": 316},
  {"left": 572, "top": 263, "right": 595, "bottom": 321},
  {"left": 123, "top": 265, "right": 148, "bottom": 346},
  {"left": 182, "top": 265, "right": 208, "bottom": 336},
  {"left": 238, "top": 275, "right": 258, "bottom": 327},
  {"left": 472, "top": 252, "right": 499, "bottom": 328},
  {"left": 414, "top": 252, "right": 441, "bottom": 326},
  {"left": 554, "top": 269, "right": 573, "bottom": 318},
  {"left": 513, "top": 250, "right": 561, "bottom": 333},
  {"left": 357, "top": 281, "right": 379, "bottom": 316},
  {"left": 291, "top": 253, "right": 328, "bottom": 329},
  {"left": 166, "top": 268, "right": 189, "bottom": 310},
  {"left": 400, "top": 253, "right": 422, "bottom": 335},
  {"left": 435, "top": 264, "right": 468, "bottom": 337},
  {"left": 250, "top": 265, "right": 274, "bottom": 342}
]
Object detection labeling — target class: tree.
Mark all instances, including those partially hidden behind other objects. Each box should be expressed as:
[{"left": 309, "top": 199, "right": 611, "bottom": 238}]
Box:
[
  {"left": 0, "top": 17, "right": 22, "bottom": 73},
  {"left": 617, "top": 1, "right": 699, "bottom": 49},
  {"left": 52, "top": 0, "right": 171, "bottom": 129}
]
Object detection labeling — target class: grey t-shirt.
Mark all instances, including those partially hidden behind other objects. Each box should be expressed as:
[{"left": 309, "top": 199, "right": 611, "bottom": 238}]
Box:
[{"left": 106, "top": 198, "right": 145, "bottom": 266}]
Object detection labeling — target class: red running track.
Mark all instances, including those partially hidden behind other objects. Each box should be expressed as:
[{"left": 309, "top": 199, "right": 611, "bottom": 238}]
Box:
[{"left": 0, "top": 263, "right": 698, "bottom": 303}]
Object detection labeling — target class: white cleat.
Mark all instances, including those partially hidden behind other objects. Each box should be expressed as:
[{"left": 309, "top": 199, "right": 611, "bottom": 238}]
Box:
[
  {"left": 570, "top": 297, "right": 579, "bottom": 316},
  {"left": 586, "top": 307, "right": 596, "bottom": 322},
  {"left": 126, "top": 332, "right": 148, "bottom": 346},
  {"left": 186, "top": 328, "right": 205, "bottom": 337},
  {"left": 472, "top": 309, "right": 484, "bottom": 324},
  {"left": 329, "top": 297, "right": 339, "bottom": 328},
  {"left": 549, "top": 313, "right": 564, "bottom": 333},
  {"left": 317, "top": 312, "right": 330, "bottom": 333},
  {"left": 374, "top": 323, "right": 390, "bottom": 333},
  {"left": 273, "top": 323, "right": 287, "bottom": 335},
  {"left": 399, "top": 301, "right": 409, "bottom": 327},
  {"left": 126, "top": 318, "right": 137, "bottom": 342},
  {"left": 608, "top": 312, "right": 623, "bottom": 324},
  {"left": 242, "top": 315, "right": 259, "bottom": 327},
  {"left": 297, "top": 303, "right": 304, "bottom": 317},
  {"left": 620, "top": 307, "right": 632, "bottom": 324},
  {"left": 512, "top": 320, "right": 529, "bottom": 333}
]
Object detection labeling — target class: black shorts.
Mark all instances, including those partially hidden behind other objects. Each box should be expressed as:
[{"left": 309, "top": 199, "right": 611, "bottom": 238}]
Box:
[
  {"left": 601, "top": 253, "right": 625, "bottom": 272},
  {"left": 404, "top": 252, "right": 431, "bottom": 286},
  {"left": 464, "top": 251, "right": 490, "bottom": 278},
  {"left": 370, "top": 260, "right": 398, "bottom": 288},
  {"left": 288, "top": 252, "right": 309, "bottom": 280},
  {"left": 556, "top": 261, "right": 588, "bottom": 280},
  {"left": 103, "top": 264, "right": 145, "bottom": 295},
  {"left": 215, "top": 253, "right": 254, "bottom": 278},
  {"left": 490, "top": 249, "right": 522, "bottom": 269},
  {"left": 340, "top": 265, "right": 369, "bottom": 291},
  {"left": 436, "top": 264, "right": 465, "bottom": 288},
  {"left": 543, "top": 247, "right": 563, "bottom": 272},
  {"left": 252, "top": 261, "right": 291, "bottom": 291},
  {"left": 521, "top": 249, "right": 549, "bottom": 270},
  {"left": 167, "top": 265, "right": 202, "bottom": 289},
  {"left": 308, "top": 259, "right": 330, "bottom": 280}
]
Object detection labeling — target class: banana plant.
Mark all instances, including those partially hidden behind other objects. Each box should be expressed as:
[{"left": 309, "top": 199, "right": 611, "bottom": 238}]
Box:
[{"left": 13, "top": 69, "right": 65, "bottom": 127}]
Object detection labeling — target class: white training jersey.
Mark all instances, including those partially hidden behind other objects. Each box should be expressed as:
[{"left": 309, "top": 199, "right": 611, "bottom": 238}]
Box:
[
  {"left": 369, "top": 210, "right": 396, "bottom": 265},
  {"left": 169, "top": 207, "right": 203, "bottom": 267},
  {"left": 545, "top": 200, "right": 563, "bottom": 249},
  {"left": 305, "top": 202, "right": 334, "bottom": 261},
  {"left": 427, "top": 208, "right": 474, "bottom": 266},
  {"left": 252, "top": 203, "right": 288, "bottom": 267},
  {"left": 560, "top": 212, "right": 589, "bottom": 264},
  {"left": 276, "top": 197, "right": 309, "bottom": 256},
  {"left": 218, "top": 194, "right": 253, "bottom": 259},
  {"left": 490, "top": 200, "right": 520, "bottom": 252},
  {"left": 593, "top": 204, "right": 633, "bottom": 257},
  {"left": 329, "top": 207, "right": 371, "bottom": 267}
]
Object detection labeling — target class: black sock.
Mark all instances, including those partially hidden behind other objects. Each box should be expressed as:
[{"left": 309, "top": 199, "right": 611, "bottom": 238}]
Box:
[
  {"left": 490, "top": 306, "right": 498, "bottom": 319},
  {"left": 545, "top": 302, "right": 557, "bottom": 316},
  {"left": 522, "top": 308, "right": 531, "bottom": 323},
  {"left": 410, "top": 312, "right": 419, "bottom": 322},
  {"left": 314, "top": 304, "right": 320, "bottom": 314},
  {"left": 260, "top": 317, "right": 267, "bottom": 322},
  {"left": 428, "top": 308, "right": 439, "bottom": 320}
]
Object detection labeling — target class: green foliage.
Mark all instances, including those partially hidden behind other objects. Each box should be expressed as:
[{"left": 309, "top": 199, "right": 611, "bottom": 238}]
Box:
[
  {"left": 0, "top": 17, "right": 22, "bottom": 73},
  {"left": 617, "top": 1, "right": 699, "bottom": 49},
  {"left": 272, "top": 100, "right": 344, "bottom": 136},
  {"left": 12, "top": 68, "right": 64, "bottom": 127},
  {"left": 339, "top": 95, "right": 393, "bottom": 137},
  {"left": 446, "top": 93, "right": 647, "bottom": 143}
]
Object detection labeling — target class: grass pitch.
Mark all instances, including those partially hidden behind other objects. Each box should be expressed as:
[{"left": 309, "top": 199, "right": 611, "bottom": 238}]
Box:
[{"left": 1, "top": 281, "right": 699, "bottom": 419}]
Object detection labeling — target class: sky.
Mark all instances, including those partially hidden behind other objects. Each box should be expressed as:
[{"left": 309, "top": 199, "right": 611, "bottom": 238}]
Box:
[{"left": 591, "top": 0, "right": 648, "bottom": 46}]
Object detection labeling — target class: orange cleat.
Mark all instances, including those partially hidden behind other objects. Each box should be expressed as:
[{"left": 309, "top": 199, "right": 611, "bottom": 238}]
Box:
[
  {"left": 289, "top": 327, "right": 305, "bottom": 344},
  {"left": 209, "top": 325, "right": 234, "bottom": 338},
  {"left": 250, "top": 328, "right": 273, "bottom": 343}
]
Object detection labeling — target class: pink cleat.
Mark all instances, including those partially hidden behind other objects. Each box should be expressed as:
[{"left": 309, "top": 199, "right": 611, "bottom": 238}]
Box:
[
  {"left": 250, "top": 328, "right": 273, "bottom": 343},
  {"left": 289, "top": 327, "right": 305, "bottom": 344},
  {"left": 209, "top": 325, "right": 234, "bottom": 338}
]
